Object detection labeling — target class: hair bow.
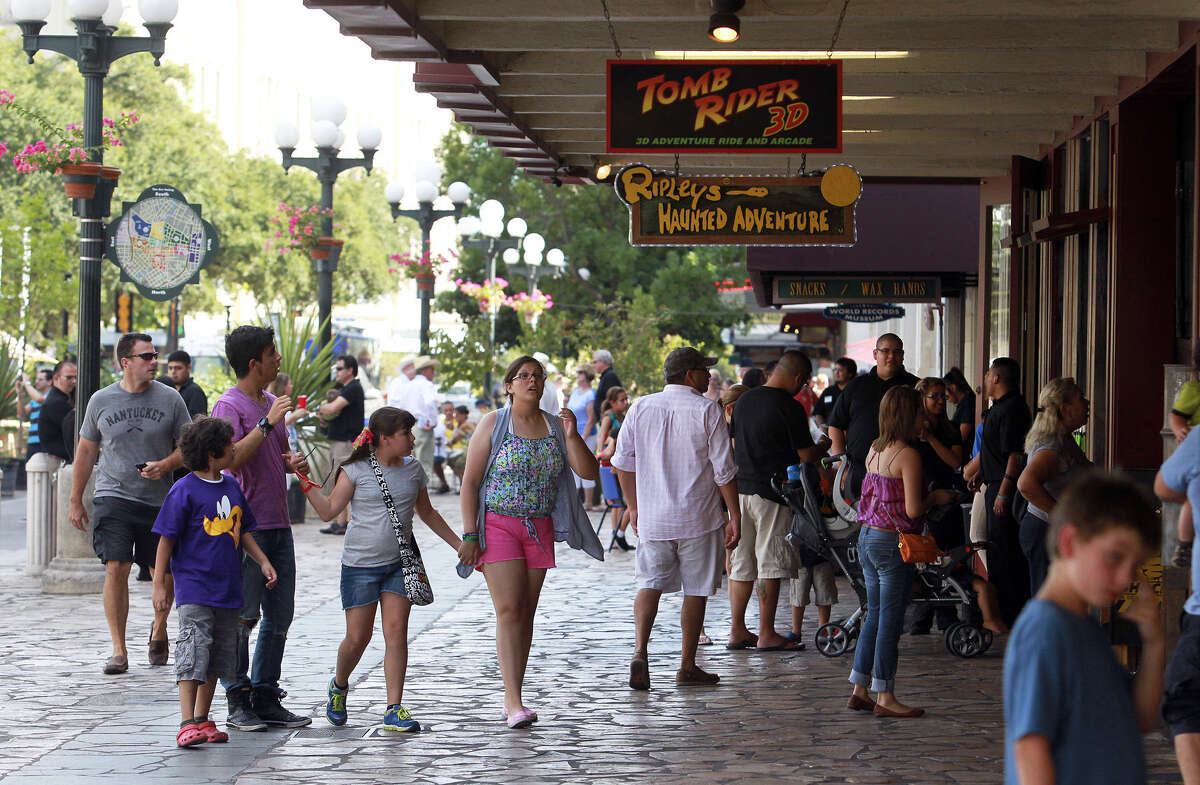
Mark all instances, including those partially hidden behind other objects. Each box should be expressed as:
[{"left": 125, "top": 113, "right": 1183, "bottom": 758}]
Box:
[{"left": 352, "top": 427, "right": 374, "bottom": 449}]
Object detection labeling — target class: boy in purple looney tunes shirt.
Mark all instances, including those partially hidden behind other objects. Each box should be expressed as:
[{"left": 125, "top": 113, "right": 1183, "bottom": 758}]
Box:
[{"left": 153, "top": 417, "right": 277, "bottom": 748}]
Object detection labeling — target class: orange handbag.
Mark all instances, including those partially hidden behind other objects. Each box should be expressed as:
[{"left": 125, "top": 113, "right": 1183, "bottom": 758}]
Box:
[{"left": 897, "top": 531, "right": 942, "bottom": 563}]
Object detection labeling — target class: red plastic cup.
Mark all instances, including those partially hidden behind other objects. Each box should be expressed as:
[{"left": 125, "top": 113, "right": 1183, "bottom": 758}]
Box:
[{"left": 297, "top": 394, "right": 307, "bottom": 410}]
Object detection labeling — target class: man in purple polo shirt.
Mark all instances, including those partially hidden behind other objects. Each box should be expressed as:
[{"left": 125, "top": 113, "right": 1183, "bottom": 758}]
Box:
[{"left": 212, "top": 325, "right": 312, "bottom": 731}]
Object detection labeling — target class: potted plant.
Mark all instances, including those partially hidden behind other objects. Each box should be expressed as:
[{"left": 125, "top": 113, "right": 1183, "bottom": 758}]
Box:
[
  {"left": 456, "top": 277, "right": 509, "bottom": 313},
  {"left": 266, "top": 203, "right": 337, "bottom": 258},
  {"left": 389, "top": 249, "right": 457, "bottom": 294},
  {"left": 505, "top": 288, "right": 555, "bottom": 326}
]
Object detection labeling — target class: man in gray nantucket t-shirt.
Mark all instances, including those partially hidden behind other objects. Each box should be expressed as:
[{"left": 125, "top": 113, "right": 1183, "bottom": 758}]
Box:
[{"left": 70, "top": 333, "right": 192, "bottom": 676}]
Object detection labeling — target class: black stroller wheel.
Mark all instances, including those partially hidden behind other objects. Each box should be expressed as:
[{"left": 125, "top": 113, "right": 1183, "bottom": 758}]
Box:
[
  {"left": 816, "top": 622, "right": 850, "bottom": 657},
  {"left": 945, "top": 622, "right": 990, "bottom": 658}
]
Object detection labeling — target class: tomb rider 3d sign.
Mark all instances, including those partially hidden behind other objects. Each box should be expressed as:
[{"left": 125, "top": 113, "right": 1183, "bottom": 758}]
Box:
[
  {"left": 614, "top": 163, "right": 862, "bottom": 247},
  {"left": 607, "top": 60, "right": 842, "bottom": 154}
]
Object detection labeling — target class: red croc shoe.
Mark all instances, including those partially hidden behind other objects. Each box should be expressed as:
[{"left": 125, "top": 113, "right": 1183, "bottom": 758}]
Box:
[
  {"left": 176, "top": 724, "right": 206, "bottom": 748},
  {"left": 196, "top": 720, "right": 228, "bottom": 743}
]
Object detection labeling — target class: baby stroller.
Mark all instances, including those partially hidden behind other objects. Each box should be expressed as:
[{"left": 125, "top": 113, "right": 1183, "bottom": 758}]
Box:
[{"left": 780, "top": 455, "right": 996, "bottom": 659}]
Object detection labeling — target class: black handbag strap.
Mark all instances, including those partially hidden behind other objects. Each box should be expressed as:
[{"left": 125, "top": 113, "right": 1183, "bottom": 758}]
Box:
[{"left": 367, "top": 451, "right": 408, "bottom": 545}]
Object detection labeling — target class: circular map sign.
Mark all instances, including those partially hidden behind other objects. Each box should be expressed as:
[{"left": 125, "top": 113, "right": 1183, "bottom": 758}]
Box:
[{"left": 105, "top": 184, "right": 219, "bottom": 301}]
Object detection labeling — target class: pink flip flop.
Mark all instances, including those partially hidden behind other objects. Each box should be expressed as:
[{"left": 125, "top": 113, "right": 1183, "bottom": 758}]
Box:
[
  {"left": 506, "top": 708, "right": 537, "bottom": 729},
  {"left": 502, "top": 707, "right": 539, "bottom": 723}
]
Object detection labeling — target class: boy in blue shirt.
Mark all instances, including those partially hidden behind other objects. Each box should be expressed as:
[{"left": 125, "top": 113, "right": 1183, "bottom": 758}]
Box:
[
  {"left": 152, "top": 418, "right": 277, "bottom": 748},
  {"left": 1157, "top": 427, "right": 1200, "bottom": 784},
  {"left": 1005, "top": 471, "right": 1163, "bottom": 785}
]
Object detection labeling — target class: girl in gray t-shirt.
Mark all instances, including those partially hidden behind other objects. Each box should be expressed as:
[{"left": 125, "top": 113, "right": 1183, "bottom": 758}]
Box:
[{"left": 302, "top": 407, "right": 462, "bottom": 733}]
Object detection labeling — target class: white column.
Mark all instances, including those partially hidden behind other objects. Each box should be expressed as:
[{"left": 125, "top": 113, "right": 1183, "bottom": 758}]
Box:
[
  {"left": 24, "top": 452, "right": 61, "bottom": 576},
  {"left": 41, "top": 462, "right": 105, "bottom": 594}
]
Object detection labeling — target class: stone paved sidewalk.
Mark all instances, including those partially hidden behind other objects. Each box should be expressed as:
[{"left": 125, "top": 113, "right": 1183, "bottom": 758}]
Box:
[{"left": 0, "top": 494, "right": 1186, "bottom": 784}]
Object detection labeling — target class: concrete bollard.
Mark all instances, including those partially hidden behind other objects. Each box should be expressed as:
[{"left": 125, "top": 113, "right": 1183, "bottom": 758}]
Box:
[
  {"left": 41, "top": 462, "right": 105, "bottom": 594},
  {"left": 24, "top": 452, "right": 62, "bottom": 576}
]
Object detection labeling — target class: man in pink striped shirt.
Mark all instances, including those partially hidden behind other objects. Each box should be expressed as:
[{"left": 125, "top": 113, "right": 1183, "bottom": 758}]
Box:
[{"left": 612, "top": 347, "right": 741, "bottom": 690}]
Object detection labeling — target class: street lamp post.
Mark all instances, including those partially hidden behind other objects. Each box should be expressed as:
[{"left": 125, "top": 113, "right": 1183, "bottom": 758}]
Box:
[
  {"left": 459, "top": 200, "right": 526, "bottom": 395},
  {"left": 274, "top": 96, "right": 381, "bottom": 350},
  {"left": 13, "top": 0, "right": 178, "bottom": 426},
  {"left": 385, "top": 162, "right": 469, "bottom": 355},
  {"left": 506, "top": 232, "right": 567, "bottom": 294}
]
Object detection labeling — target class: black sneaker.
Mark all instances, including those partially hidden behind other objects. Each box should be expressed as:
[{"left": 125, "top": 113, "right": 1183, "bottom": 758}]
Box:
[
  {"left": 319, "top": 522, "right": 347, "bottom": 535},
  {"left": 252, "top": 687, "right": 312, "bottom": 728},
  {"left": 226, "top": 687, "right": 267, "bottom": 731}
]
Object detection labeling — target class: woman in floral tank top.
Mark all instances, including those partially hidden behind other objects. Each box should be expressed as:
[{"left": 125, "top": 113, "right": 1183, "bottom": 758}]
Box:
[
  {"left": 457, "top": 356, "right": 599, "bottom": 729},
  {"left": 847, "top": 386, "right": 955, "bottom": 720}
]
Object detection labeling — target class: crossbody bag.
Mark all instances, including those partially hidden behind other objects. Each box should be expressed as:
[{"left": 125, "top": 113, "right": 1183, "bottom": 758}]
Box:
[{"left": 368, "top": 452, "right": 434, "bottom": 606}]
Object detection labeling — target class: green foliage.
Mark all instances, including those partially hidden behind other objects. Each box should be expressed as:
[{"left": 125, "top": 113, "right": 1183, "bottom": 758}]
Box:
[
  {"left": 0, "top": 30, "right": 414, "bottom": 355},
  {"left": 276, "top": 314, "right": 335, "bottom": 460},
  {"left": 191, "top": 361, "right": 236, "bottom": 406},
  {"left": 429, "top": 317, "right": 500, "bottom": 392},
  {"left": 0, "top": 342, "right": 19, "bottom": 423},
  {"left": 433, "top": 124, "right": 747, "bottom": 395}
]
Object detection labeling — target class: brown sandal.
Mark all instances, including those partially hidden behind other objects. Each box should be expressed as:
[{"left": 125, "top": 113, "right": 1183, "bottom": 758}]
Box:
[{"left": 103, "top": 655, "right": 128, "bottom": 675}]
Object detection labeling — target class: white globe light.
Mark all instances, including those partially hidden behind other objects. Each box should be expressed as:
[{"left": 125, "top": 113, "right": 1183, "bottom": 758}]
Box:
[
  {"left": 12, "top": 0, "right": 52, "bottom": 21},
  {"left": 311, "top": 95, "right": 347, "bottom": 127},
  {"left": 457, "top": 215, "right": 481, "bottom": 236},
  {"left": 481, "top": 219, "right": 504, "bottom": 238},
  {"left": 356, "top": 125, "right": 382, "bottom": 151},
  {"left": 68, "top": 0, "right": 107, "bottom": 19},
  {"left": 102, "top": 0, "right": 123, "bottom": 25},
  {"left": 414, "top": 180, "right": 438, "bottom": 203},
  {"left": 524, "top": 250, "right": 543, "bottom": 266},
  {"left": 506, "top": 217, "right": 527, "bottom": 238},
  {"left": 546, "top": 248, "right": 565, "bottom": 267},
  {"left": 446, "top": 181, "right": 471, "bottom": 204},
  {"left": 413, "top": 159, "right": 442, "bottom": 187},
  {"left": 478, "top": 199, "right": 505, "bottom": 224},
  {"left": 502, "top": 247, "right": 520, "bottom": 264},
  {"left": 273, "top": 121, "right": 299, "bottom": 149},
  {"left": 137, "top": 0, "right": 177, "bottom": 23},
  {"left": 384, "top": 182, "right": 405, "bottom": 204},
  {"left": 522, "top": 232, "right": 546, "bottom": 255},
  {"left": 310, "top": 120, "right": 338, "bottom": 148},
  {"left": 334, "top": 128, "right": 346, "bottom": 149},
  {"left": 578, "top": 267, "right": 592, "bottom": 281}
]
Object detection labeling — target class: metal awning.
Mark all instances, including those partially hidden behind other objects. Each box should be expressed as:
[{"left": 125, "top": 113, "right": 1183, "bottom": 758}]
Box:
[{"left": 306, "top": 0, "right": 1193, "bottom": 182}]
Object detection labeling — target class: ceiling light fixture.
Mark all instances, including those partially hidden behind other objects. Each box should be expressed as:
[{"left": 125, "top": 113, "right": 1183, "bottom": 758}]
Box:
[
  {"left": 707, "top": 0, "right": 744, "bottom": 43},
  {"left": 654, "top": 50, "right": 910, "bottom": 60},
  {"left": 595, "top": 162, "right": 613, "bottom": 180}
]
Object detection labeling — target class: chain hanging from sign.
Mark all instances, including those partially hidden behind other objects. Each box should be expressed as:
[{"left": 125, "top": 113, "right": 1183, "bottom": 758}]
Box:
[
  {"left": 104, "top": 184, "right": 219, "bottom": 302},
  {"left": 614, "top": 162, "right": 862, "bottom": 247}
]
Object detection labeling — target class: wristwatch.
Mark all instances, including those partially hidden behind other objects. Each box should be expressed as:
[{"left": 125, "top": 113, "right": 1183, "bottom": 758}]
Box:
[{"left": 257, "top": 416, "right": 274, "bottom": 435}]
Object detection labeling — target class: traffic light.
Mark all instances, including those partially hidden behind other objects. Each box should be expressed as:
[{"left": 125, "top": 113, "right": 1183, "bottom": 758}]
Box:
[
  {"left": 115, "top": 291, "right": 133, "bottom": 334},
  {"left": 168, "top": 298, "right": 183, "bottom": 338}
]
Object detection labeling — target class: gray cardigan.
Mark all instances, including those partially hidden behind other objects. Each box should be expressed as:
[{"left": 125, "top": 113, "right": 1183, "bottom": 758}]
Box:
[{"left": 456, "top": 405, "right": 604, "bottom": 578}]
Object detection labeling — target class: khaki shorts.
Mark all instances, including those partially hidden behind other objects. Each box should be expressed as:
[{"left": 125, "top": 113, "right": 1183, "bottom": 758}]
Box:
[
  {"left": 329, "top": 439, "right": 354, "bottom": 477},
  {"left": 635, "top": 529, "right": 724, "bottom": 596},
  {"left": 729, "top": 494, "right": 797, "bottom": 581},
  {"left": 790, "top": 561, "right": 837, "bottom": 607}
]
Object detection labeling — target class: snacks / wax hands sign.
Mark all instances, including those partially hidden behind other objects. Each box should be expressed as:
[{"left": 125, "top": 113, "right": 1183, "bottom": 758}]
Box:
[
  {"left": 613, "top": 163, "right": 862, "bottom": 247},
  {"left": 607, "top": 60, "right": 841, "bottom": 154}
]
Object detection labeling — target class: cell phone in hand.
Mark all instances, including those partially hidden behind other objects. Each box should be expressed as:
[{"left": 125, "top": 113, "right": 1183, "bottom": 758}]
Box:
[{"left": 136, "top": 462, "right": 148, "bottom": 472}]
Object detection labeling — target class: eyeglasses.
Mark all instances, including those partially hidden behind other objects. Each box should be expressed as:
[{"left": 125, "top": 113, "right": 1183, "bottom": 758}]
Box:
[
  {"left": 925, "top": 394, "right": 947, "bottom": 401},
  {"left": 124, "top": 352, "right": 158, "bottom": 362},
  {"left": 513, "top": 372, "right": 545, "bottom": 382},
  {"left": 875, "top": 347, "right": 903, "bottom": 355},
  {"left": 334, "top": 366, "right": 346, "bottom": 372}
]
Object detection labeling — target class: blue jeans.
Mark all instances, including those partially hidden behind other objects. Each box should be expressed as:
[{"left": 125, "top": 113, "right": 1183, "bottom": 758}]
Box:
[
  {"left": 849, "top": 527, "right": 914, "bottom": 694},
  {"left": 221, "top": 528, "right": 296, "bottom": 694}
]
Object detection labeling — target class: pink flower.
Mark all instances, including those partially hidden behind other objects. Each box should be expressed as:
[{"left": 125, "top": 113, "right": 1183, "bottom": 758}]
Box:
[
  {"left": 0, "top": 142, "right": 7, "bottom": 159},
  {"left": 0, "top": 89, "right": 14, "bottom": 106}
]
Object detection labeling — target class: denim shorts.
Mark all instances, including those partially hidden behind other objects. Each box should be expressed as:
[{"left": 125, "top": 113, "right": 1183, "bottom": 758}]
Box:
[{"left": 340, "top": 561, "right": 408, "bottom": 610}]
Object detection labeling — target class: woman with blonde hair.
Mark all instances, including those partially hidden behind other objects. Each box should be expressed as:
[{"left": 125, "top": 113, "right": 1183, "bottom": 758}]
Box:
[
  {"left": 1016, "top": 377, "right": 1091, "bottom": 592},
  {"left": 847, "top": 386, "right": 954, "bottom": 719}
]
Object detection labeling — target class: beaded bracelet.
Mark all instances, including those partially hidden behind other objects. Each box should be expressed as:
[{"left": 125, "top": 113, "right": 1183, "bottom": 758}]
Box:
[{"left": 462, "top": 533, "right": 480, "bottom": 543}]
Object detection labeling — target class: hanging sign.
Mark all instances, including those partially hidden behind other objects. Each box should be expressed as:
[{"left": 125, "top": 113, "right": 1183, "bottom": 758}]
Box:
[
  {"left": 607, "top": 59, "right": 842, "bottom": 154},
  {"left": 614, "top": 163, "right": 862, "bottom": 246},
  {"left": 824, "top": 304, "right": 907, "bottom": 322},
  {"left": 777, "top": 276, "right": 940, "bottom": 304},
  {"left": 105, "top": 184, "right": 218, "bottom": 301}
]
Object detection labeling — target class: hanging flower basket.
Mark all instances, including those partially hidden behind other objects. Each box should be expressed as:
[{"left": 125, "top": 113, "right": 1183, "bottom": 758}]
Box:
[
  {"left": 94, "top": 166, "right": 121, "bottom": 212},
  {"left": 267, "top": 203, "right": 336, "bottom": 258},
  {"left": 504, "top": 288, "right": 555, "bottom": 325},
  {"left": 59, "top": 161, "right": 103, "bottom": 199},
  {"left": 309, "top": 236, "right": 343, "bottom": 261},
  {"left": 388, "top": 249, "right": 457, "bottom": 280},
  {"left": 456, "top": 277, "right": 508, "bottom": 313},
  {"left": 414, "top": 270, "right": 436, "bottom": 293}
]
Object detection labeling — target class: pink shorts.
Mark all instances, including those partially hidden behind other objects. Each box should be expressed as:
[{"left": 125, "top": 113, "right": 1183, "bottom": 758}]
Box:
[{"left": 479, "top": 512, "right": 556, "bottom": 569}]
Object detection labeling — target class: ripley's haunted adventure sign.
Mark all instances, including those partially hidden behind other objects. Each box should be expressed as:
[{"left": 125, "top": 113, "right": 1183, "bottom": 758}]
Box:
[
  {"left": 614, "top": 163, "right": 862, "bottom": 247},
  {"left": 607, "top": 60, "right": 842, "bottom": 154}
]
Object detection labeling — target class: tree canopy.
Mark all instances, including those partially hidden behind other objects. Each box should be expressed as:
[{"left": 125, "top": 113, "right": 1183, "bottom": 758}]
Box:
[{"left": 432, "top": 125, "right": 746, "bottom": 395}]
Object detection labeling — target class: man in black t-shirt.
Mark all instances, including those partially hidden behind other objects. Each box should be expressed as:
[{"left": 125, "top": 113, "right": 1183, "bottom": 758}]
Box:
[
  {"left": 317, "top": 355, "right": 365, "bottom": 534},
  {"left": 38, "top": 360, "right": 77, "bottom": 462},
  {"left": 812, "top": 356, "right": 856, "bottom": 429},
  {"left": 727, "top": 350, "right": 831, "bottom": 651},
  {"left": 964, "top": 357, "right": 1031, "bottom": 626},
  {"left": 828, "top": 334, "right": 920, "bottom": 497}
]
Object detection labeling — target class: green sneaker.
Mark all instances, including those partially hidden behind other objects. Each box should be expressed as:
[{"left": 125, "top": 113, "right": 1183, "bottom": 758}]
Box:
[
  {"left": 382, "top": 704, "right": 420, "bottom": 732},
  {"left": 326, "top": 678, "right": 348, "bottom": 726}
]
